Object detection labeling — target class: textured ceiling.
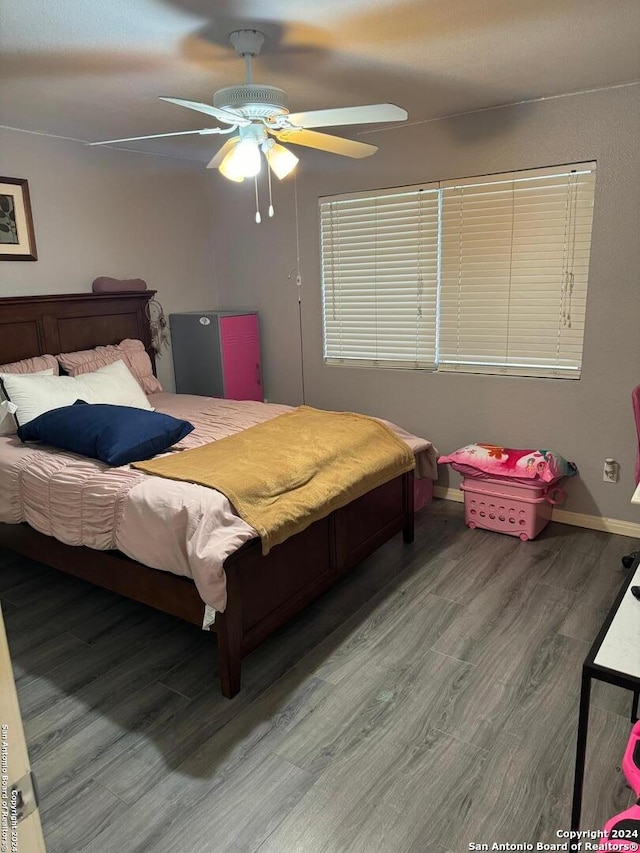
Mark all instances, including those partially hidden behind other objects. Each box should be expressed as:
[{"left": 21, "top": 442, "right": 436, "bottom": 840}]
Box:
[{"left": 2, "top": 0, "right": 639, "bottom": 162}]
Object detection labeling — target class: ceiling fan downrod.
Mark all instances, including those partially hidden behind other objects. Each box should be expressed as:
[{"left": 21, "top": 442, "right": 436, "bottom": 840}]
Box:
[{"left": 229, "top": 30, "right": 266, "bottom": 86}]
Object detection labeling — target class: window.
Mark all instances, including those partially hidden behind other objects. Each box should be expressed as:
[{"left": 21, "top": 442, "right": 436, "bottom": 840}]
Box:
[
  {"left": 320, "top": 185, "right": 440, "bottom": 369},
  {"left": 320, "top": 163, "right": 596, "bottom": 379}
]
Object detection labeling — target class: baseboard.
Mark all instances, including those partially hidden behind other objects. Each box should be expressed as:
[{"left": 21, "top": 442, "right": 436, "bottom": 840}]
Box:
[
  {"left": 550, "top": 509, "right": 640, "bottom": 538},
  {"left": 433, "top": 486, "right": 465, "bottom": 503},
  {"left": 433, "top": 486, "right": 640, "bottom": 539}
]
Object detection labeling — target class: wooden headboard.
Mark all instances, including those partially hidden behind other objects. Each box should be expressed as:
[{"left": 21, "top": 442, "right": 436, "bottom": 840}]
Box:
[{"left": 0, "top": 291, "right": 157, "bottom": 373}]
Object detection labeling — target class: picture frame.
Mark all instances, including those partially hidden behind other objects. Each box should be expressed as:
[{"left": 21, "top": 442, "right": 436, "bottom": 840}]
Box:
[{"left": 0, "top": 177, "right": 37, "bottom": 261}]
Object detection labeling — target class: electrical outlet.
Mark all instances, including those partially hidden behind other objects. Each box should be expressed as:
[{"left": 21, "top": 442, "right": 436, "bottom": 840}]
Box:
[{"left": 603, "top": 458, "right": 618, "bottom": 483}]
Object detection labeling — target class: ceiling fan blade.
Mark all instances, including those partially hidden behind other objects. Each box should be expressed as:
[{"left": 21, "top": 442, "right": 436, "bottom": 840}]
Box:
[
  {"left": 283, "top": 103, "right": 408, "bottom": 129},
  {"left": 207, "top": 137, "right": 240, "bottom": 169},
  {"left": 272, "top": 129, "right": 378, "bottom": 159},
  {"left": 88, "top": 128, "right": 221, "bottom": 146},
  {"left": 159, "top": 96, "right": 249, "bottom": 126}
]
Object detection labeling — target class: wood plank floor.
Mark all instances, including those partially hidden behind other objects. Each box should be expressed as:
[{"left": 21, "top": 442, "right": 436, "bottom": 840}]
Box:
[{"left": 1, "top": 501, "right": 637, "bottom": 853}]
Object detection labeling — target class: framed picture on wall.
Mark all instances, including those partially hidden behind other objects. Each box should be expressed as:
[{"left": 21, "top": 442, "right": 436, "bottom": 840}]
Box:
[{"left": 0, "top": 177, "right": 37, "bottom": 261}]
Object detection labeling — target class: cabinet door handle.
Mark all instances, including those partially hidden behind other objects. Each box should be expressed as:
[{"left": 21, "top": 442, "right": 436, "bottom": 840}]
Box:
[{"left": 256, "top": 363, "right": 261, "bottom": 386}]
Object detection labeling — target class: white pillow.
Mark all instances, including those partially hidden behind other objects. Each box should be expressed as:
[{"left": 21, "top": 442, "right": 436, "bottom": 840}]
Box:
[
  {"left": 0, "top": 360, "right": 153, "bottom": 427},
  {"left": 0, "top": 368, "right": 55, "bottom": 436}
]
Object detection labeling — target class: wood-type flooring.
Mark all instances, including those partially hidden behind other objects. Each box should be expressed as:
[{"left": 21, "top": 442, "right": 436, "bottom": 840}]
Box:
[{"left": 1, "top": 501, "right": 636, "bottom": 853}]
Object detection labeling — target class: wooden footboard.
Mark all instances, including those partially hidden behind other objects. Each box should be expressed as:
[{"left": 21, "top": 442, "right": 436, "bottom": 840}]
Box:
[
  {"left": 206, "top": 470, "right": 414, "bottom": 696},
  {"left": 0, "top": 471, "right": 414, "bottom": 697}
]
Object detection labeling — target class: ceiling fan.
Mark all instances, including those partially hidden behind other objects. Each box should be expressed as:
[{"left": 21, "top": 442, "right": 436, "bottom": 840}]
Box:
[{"left": 89, "top": 29, "right": 407, "bottom": 219}]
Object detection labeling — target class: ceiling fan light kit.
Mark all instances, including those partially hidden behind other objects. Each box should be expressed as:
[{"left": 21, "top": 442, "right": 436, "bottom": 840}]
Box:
[
  {"left": 89, "top": 28, "right": 408, "bottom": 221},
  {"left": 218, "top": 142, "right": 252, "bottom": 183},
  {"left": 263, "top": 139, "right": 299, "bottom": 180},
  {"left": 220, "top": 131, "right": 263, "bottom": 181}
]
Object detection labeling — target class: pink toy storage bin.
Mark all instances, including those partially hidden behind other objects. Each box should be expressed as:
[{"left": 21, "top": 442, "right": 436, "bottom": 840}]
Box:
[{"left": 460, "top": 476, "right": 565, "bottom": 541}]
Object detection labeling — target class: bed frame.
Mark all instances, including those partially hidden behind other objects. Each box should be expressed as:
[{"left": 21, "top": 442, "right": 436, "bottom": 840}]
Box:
[{"left": 0, "top": 292, "right": 414, "bottom": 697}]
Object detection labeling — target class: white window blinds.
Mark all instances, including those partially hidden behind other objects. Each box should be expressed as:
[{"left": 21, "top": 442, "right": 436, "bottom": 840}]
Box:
[
  {"left": 438, "top": 164, "right": 596, "bottom": 378},
  {"left": 320, "top": 185, "right": 440, "bottom": 368},
  {"left": 319, "top": 162, "right": 596, "bottom": 379}
]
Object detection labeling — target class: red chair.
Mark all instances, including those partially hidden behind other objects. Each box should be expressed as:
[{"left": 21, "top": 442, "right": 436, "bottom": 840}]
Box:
[
  {"left": 622, "top": 385, "right": 640, "bottom": 569},
  {"left": 634, "top": 385, "right": 640, "bottom": 486}
]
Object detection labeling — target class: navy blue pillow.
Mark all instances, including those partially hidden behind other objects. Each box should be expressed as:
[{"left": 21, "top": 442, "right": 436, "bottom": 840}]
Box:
[{"left": 17, "top": 401, "right": 194, "bottom": 466}]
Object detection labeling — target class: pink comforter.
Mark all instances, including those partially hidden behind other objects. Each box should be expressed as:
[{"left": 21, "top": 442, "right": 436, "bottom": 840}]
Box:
[{"left": 0, "top": 394, "right": 437, "bottom": 622}]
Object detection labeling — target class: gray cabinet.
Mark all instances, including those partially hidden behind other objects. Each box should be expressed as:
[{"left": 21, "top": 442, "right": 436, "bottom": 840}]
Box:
[{"left": 170, "top": 310, "right": 262, "bottom": 400}]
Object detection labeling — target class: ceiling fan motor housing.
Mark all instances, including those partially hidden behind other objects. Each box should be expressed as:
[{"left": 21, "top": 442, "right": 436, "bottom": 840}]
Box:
[{"left": 213, "top": 85, "right": 289, "bottom": 120}]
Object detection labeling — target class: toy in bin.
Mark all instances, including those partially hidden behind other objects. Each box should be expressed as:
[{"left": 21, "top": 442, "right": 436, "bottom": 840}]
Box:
[{"left": 438, "top": 444, "right": 578, "bottom": 541}]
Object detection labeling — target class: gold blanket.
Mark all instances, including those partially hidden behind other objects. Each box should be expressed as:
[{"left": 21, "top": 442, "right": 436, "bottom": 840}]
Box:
[{"left": 133, "top": 406, "right": 415, "bottom": 554}]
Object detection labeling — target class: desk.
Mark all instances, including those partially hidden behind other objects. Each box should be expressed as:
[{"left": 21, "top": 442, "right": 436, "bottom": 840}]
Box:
[{"left": 570, "top": 556, "right": 640, "bottom": 832}]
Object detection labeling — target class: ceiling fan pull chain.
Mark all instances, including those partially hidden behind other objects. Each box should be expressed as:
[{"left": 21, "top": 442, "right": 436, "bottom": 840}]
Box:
[
  {"left": 267, "top": 165, "right": 275, "bottom": 218},
  {"left": 254, "top": 176, "right": 262, "bottom": 224}
]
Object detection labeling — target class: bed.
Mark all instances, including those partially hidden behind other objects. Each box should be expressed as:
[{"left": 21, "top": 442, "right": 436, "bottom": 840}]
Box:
[{"left": 0, "top": 291, "right": 434, "bottom": 697}]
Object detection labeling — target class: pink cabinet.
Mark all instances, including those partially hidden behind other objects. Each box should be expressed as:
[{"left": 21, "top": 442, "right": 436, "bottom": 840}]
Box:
[
  {"left": 219, "top": 314, "right": 262, "bottom": 401},
  {"left": 170, "top": 310, "right": 263, "bottom": 401}
]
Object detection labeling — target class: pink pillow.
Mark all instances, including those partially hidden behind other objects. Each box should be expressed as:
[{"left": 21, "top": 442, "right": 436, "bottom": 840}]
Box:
[
  {"left": 0, "top": 354, "right": 59, "bottom": 375},
  {"left": 92, "top": 277, "right": 147, "bottom": 293},
  {"left": 57, "top": 339, "right": 162, "bottom": 395}
]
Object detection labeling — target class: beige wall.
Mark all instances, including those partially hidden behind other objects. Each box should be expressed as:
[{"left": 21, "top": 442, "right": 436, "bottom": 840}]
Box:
[
  {"left": 211, "top": 84, "right": 640, "bottom": 522},
  {"left": 0, "top": 127, "right": 218, "bottom": 389},
  {"left": 2, "top": 85, "right": 638, "bottom": 522}
]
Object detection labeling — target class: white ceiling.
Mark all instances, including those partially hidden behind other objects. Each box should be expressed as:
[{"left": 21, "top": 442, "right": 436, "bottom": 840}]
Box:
[{"left": 2, "top": 0, "right": 639, "bottom": 161}]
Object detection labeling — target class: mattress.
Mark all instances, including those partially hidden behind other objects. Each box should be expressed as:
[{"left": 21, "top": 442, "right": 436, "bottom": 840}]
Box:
[{"left": 0, "top": 393, "right": 437, "bottom": 625}]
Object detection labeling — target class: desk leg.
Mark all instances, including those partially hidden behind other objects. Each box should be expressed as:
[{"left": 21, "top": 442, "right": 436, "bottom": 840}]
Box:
[
  {"left": 571, "top": 668, "right": 592, "bottom": 836},
  {"left": 632, "top": 689, "right": 639, "bottom": 724}
]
